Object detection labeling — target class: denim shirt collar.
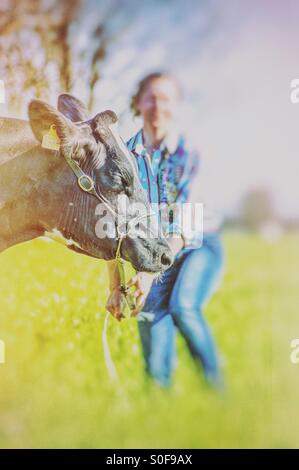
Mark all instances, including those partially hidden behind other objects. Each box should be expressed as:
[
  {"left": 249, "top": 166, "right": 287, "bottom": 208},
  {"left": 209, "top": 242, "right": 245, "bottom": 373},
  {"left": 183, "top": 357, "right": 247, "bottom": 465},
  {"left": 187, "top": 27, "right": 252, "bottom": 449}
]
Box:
[{"left": 133, "top": 128, "right": 181, "bottom": 157}]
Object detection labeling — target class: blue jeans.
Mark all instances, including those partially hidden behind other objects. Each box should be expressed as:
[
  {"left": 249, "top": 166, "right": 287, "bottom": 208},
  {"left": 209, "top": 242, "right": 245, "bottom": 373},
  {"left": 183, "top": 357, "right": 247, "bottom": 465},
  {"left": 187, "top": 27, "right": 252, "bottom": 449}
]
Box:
[{"left": 137, "top": 232, "right": 224, "bottom": 387}]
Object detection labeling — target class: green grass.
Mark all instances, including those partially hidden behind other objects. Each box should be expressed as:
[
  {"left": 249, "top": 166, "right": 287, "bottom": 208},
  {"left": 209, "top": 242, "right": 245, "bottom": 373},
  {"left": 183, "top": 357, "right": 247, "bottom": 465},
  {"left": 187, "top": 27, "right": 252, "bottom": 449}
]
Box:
[{"left": 0, "top": 232, "right": 298, "bottom": 448}]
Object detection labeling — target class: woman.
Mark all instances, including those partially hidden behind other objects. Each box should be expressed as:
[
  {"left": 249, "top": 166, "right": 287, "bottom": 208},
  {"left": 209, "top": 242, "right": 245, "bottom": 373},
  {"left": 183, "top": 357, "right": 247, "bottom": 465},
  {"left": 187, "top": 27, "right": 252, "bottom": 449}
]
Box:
[{"left": 106, "top": 72, "right": 224, "bottom": 388}]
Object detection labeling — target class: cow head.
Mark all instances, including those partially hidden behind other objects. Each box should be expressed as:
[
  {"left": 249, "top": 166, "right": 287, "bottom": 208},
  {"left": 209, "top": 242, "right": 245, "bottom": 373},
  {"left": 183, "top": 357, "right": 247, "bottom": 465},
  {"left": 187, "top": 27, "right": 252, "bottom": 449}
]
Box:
[{"left": 28, "top": 94, "right": 173, "bottom": 273}]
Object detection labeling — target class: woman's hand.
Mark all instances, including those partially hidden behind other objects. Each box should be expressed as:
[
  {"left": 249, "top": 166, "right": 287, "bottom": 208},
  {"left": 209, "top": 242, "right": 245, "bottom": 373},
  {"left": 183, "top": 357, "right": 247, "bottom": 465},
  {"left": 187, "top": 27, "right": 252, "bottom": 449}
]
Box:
[
  {"left": 127, "top": 272, "right": 154, "bottom": 317},
  {"left": 105, "top": 287, "right": 126, "bottom": 322}
]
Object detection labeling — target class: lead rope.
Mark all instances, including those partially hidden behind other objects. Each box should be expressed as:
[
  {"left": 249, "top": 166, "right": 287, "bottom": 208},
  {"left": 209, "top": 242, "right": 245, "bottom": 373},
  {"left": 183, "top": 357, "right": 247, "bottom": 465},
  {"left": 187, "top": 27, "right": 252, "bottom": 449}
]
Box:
[
  {"left": 103, "top": 312, "right": 119, "bottom": 380},
  {"left": 62, "top": 150, "right": 159, "bottom": 381},
  {"left": 102, "top": 231, "right": 137, "bottom": 381},
  {"left": 102, "top": 235, "right": 124, "bottom": 381},
  {"left": 102, "top": 213, "right": 157, "bottom": 381}
]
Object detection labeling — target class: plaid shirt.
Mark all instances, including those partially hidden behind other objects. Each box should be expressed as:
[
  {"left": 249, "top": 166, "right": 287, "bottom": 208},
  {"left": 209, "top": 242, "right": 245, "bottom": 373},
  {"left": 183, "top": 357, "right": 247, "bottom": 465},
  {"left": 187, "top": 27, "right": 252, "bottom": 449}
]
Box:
[{"left": 127, "top": 129, "right": 199, "bottom": 237}]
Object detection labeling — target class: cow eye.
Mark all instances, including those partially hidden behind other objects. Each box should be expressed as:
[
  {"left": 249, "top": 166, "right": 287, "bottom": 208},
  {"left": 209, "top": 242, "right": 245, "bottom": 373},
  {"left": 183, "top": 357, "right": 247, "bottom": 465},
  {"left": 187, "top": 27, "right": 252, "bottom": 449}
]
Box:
[
  {"left": 122, "top": 177, "right": 133, "bottom": 197},
  {"left": 122, "top": 177, "right": 129, "bottom": 187}
]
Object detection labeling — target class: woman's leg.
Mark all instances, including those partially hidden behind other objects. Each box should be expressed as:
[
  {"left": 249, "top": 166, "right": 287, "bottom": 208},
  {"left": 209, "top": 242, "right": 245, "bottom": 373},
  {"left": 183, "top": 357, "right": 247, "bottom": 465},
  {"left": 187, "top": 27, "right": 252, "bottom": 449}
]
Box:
[
  {"left": 169, "top": 234, "right": 224, "bottom": 386},
  {"left": 137, "top": 262, "right": 180, "bottom": 386},
  {"left": 138, "top": 310, "right": 176, "bottom": 386}
]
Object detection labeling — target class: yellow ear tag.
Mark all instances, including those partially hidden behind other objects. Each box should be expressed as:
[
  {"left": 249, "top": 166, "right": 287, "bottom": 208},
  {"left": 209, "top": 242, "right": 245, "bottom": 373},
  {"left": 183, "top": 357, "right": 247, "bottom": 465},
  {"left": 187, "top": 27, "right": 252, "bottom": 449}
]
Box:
[{"left": 42, "top": 124, "right": 60, "bottom": 151}]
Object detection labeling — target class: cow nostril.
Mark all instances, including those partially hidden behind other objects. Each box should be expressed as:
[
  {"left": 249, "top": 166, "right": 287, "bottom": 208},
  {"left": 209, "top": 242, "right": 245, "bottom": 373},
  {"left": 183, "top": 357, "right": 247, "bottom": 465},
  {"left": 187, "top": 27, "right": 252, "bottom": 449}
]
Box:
[{"left": 161, "top": 252, "right": 173, "bottom": 268}]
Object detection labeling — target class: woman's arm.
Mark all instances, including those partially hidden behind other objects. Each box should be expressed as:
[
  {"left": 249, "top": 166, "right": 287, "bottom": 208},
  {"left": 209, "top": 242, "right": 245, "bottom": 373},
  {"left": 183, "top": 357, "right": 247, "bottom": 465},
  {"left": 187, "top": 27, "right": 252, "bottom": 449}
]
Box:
[
  {"left": 105, "top": 260, "right": 125, "bottom": 321},
  {"left": 107, "top": 259, "right": 121, "bottom": 290}
]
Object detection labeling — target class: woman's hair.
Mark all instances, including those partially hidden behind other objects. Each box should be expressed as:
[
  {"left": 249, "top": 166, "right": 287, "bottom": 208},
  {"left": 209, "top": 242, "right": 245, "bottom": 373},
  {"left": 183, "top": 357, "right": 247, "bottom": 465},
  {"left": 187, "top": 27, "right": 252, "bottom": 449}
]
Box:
[{"left": 130, "top": 71, "right": 182, "bottom": 116}]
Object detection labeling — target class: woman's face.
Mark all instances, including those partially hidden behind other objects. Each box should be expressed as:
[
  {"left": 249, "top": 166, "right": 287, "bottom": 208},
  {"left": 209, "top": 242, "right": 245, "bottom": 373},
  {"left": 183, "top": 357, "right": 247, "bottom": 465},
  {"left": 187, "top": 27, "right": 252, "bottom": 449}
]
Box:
[{"left": 136, "top": 77, "right": 180, "bottom": 132}]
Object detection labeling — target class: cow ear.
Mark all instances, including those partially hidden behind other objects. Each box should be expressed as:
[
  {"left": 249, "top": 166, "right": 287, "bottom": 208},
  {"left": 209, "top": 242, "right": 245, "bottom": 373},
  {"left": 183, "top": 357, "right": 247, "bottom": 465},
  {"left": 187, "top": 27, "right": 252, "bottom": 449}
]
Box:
[
  {"left": 57, "top": 93, "right": 88, "bottom": 122},
  {"left": 92, "top": 110, "right": 118, "bottom": 140},
  {"left": 93, "top": 110, "right": 118, "bottom": 128},
  {"left": 28, "top": 99, "right": 78, "bottom": 144}
]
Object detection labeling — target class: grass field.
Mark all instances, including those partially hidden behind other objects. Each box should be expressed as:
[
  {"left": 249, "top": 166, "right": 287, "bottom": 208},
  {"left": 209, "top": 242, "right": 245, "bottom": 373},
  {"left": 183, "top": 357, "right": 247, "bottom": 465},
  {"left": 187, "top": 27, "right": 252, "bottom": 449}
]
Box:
[{"left": 0, "top": 232, "right": 298, "bottom": 448}]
